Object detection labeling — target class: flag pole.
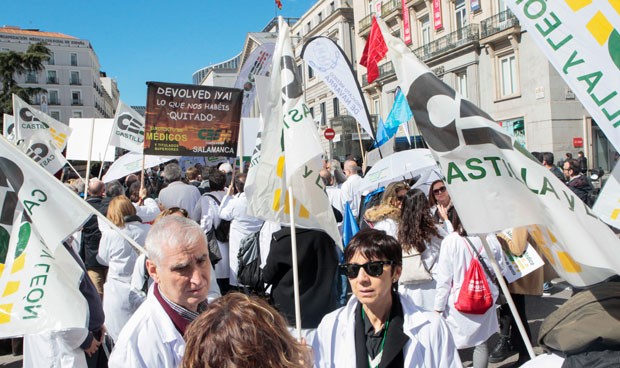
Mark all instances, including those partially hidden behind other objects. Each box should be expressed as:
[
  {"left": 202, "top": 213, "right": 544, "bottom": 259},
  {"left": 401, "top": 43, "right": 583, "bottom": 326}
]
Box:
[
  {"left": 287, "top": 185, "right": 303, "bottom": 340},
  {"left": 83, "top": 118, "right": 95, "bottom": 200},
  {"left": 238, "top": 119, "right": 245, "bottom": 174},
  {"left": 478, "top": 235, "right": 536, "bottom": 360}
]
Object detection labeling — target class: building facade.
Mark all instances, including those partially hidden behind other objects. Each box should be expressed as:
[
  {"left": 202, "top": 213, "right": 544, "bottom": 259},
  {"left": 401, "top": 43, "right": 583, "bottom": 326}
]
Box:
[{"left": 0, "top": 26, "right": 117, "bottom": 124}]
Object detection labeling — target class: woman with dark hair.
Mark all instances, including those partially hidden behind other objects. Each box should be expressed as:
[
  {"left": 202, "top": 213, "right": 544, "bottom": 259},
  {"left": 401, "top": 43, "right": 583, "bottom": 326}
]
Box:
[
  {"left": 397, "top": 188, "right": 447, "bottom": 311},
  {"left": 182, "top": 293, "right": 311, "bottom": 368},
  {"left": 428, "top": 179, "right": 456, "bottom": 233},
  {"left": 313, "top": 228, "right": 460, "bottom": 367},
  {"left": 97, "top": 195, "right": 150, "bottom": 342},
  {"left": 433, "top": 212, "right": 506, "bottom": 368}
]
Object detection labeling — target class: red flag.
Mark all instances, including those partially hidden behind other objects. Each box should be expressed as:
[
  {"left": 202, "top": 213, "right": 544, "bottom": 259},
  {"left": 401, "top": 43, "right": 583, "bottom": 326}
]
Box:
[
  {"left": 276, "top": 0, "right": 282, "bottom": 9},
  {"left": 360, "top": 16, "right": 387, "bottom": 84}
]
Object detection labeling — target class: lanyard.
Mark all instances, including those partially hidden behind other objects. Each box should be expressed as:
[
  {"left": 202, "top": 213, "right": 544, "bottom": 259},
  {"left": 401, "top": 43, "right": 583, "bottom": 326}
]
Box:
[{"left": 362, "top": 308, "right": 390, "bottom": 368}]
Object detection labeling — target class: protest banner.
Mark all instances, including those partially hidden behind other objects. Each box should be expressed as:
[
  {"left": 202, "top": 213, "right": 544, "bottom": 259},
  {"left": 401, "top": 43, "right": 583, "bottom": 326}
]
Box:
[
  {"left": 20, "top": 132, "right": 68, "bottom": 175},
  {"left": 234, "top": 42, "right": 275, "bottom": 118},
  {"left": 12, "top": 95, "right": 72, "bottom": 150},
  {"left": 592, "top": 161, "right": 620, "bottom": 230},
  {"left": 108, "top": 100, "right": 145, "bottom": 152},
  {"left": 500, "top": 229, "right": 545, "bottom": 284},
  {"left": 144, "top": 82, "right": 242, "bottom": 157},
  {"left": 3, "top": 114, "right": 16, "bottom": 143},
  {"left": 66, "top": 118, "right": 115, "bottom": 162}
]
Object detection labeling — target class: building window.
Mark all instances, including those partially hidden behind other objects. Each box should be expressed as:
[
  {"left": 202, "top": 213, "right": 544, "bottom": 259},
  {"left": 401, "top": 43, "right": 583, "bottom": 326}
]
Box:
[
  {"left": 455, "top": 0, "right": 467, "bottom": 40},
  {"left": 456, "top": 71, "right": 468, "bottom": 99},
  {"left": 71, "top": 91, "right": 82, "bottom": 106},
  {"left": 320, "top": 102, "right": 326, "bottom": 126},
  {"left": 71, "top": 53, "right": 78, "bottom": 66},
  {"left": 25, "top": 71, "right": 38, "bottom": 83},
  {"left": 47, "top": 70, "right": 58, "bottom": 84},
  {"left": 70, "top": 71, "right": 80, "bottom": 85},
  {"left": 49, "top": 90, "right": 60, "bottom": 105},
  {"left": 373, "top": 98, "right": 380, "bottom": 116},
  {"left": 297, "top": 64, "right": 303, "bottom": 81},
  {"left": 499, "top": 54, "right": 518, "bottom": 97},
  {"left": 73, "top": 111, "right": 83, "bottom": 118},
  {"left": 307, "top": 21, "right": 311, "bottom": 33},
  {"left": 330, "top": 2, "right": 335, "bottom": 12},
  {"left": 333, "top": 98, "right": 340, "bottom": 117},
  {"left": 318, "top": 12, "right": 323, "bottom": 22},
  {"left": 48, "top": 52, "right": 55, "bottom": 65},
  {"left": 497, "top": 0, "right": 507, "bottom": 12},
  {"left": 50, "top": 111, "right": 60, "bottom": 121},
  {"left": 308, "top": 65, "right": 314, "bottom": 79}
]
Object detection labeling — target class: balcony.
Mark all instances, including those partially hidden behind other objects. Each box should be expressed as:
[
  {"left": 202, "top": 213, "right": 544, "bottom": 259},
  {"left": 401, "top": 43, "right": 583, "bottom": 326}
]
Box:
[
  {"left": 381, "top": 0, "right": 401, "bottom": 20},
  {"left": 413, "top": 24, "right": 480, "bottom": 61},
  {"left": 47, "top": 77, "right": 58, "bottom": 84},
  {"left": 25, "top": 76, "right": 38, "bottom": 84},
  {"left": 480, "top": 9, "right": 519, "bottom": 39},
  {"left": 361, "top": 61, "right": 396, "bottom": 87},
  {"left": 358, "top": 13, "right": 373, "bottom": 36},
  {"left": 49, "top": 99, "right": 60, "bottom": 106},
  {"left": 71, "top": 99, "right": 83, "bottom": 106},
  {"left": 70, "top": 78, "right": 81, "bottom": 85}
]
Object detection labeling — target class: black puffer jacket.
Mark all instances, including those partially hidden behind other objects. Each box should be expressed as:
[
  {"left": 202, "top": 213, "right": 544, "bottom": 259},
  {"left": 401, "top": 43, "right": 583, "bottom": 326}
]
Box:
[{"left": 566, "top": 174, "right": 592, "bottom": 204}]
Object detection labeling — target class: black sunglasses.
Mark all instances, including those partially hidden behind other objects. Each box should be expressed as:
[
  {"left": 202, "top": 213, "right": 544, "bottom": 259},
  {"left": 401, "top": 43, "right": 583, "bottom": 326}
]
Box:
[
  {"left": 340, "top": 261, "right": 394, "bottom": 278},
  {"left": 433, "top": 186, "right": 447, "bottom": 195}
]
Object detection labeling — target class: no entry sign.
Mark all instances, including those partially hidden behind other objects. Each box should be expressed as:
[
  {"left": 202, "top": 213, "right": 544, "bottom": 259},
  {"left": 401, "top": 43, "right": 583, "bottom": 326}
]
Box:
[{"left": 324, "top": 128, "right": 335, "bottom": 141}]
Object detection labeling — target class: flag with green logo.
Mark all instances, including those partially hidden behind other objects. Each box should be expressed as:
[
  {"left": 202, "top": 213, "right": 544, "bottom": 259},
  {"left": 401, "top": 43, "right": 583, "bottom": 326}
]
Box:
[{"left": 12, "top": 94, "right": 72, "bottom": 151}]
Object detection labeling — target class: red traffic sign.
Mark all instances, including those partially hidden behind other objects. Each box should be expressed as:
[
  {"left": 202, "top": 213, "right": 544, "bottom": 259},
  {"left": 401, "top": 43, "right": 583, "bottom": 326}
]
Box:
[{"left": 324, "top": 128, "right": 336, "bottom": 141}]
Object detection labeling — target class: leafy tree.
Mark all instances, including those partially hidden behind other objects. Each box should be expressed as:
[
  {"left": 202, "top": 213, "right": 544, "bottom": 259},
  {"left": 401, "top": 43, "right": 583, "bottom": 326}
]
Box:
[{"left": 0, "top": 42, "right": 51, "bottom": 117}]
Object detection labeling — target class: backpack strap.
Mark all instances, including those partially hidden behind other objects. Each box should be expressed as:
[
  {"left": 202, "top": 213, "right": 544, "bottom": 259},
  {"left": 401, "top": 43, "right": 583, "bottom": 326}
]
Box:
[
  {"left": 463, "top": 237, "right": 498, "bottom": 286},
  {"left": 205, "top": 193, "right": 221, "bottom": 206}
]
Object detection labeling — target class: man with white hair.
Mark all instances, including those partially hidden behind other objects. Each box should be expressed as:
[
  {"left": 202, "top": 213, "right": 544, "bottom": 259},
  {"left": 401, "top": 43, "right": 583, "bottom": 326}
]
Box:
[
  {"left": 157, "top": 162, "right": 201, "bottom": 220},
  {"left": 340, "top": 159, "right": 363, "bottom": 218},
  {"left": 109, "top": 216, "right": 211, "bottom": 367}
]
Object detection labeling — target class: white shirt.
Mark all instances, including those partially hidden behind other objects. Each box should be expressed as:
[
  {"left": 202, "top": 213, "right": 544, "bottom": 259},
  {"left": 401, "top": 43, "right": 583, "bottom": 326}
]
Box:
[
  {"left": 193, "top": 190, "right": 230, "bottom": 280},
  {"left": 340, "top": 174, "right": 363, "bottom": 217},
  {"left": 157, "top": 181, "right": 201, "bottom": 220}
]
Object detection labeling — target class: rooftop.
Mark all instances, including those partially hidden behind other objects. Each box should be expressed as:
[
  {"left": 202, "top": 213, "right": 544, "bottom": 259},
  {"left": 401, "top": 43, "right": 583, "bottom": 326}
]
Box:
[{"left": 0, "top": 26, "right": 76, "bottom": 40}]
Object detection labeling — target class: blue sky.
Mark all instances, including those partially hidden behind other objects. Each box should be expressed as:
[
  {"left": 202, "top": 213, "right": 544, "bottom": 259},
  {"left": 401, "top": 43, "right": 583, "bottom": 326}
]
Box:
[{"left": 2, "top": 0, "right": 314, "bottom": 106}]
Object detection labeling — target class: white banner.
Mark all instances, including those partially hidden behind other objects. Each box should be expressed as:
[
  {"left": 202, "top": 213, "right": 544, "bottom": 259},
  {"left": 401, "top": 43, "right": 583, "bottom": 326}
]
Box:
[
  {"left": 0, "top": 135, "right": 91, "bottom": 252},
  {"left": 301, "top": 37, "right": 374, "bottom": 139},
  {"left": 66, "top": 119, "right": 115, "bottom": 162},
  {"left": 0, "top": 216, "right": 87, "bottom": 337},
  {"left": 102, "top": 151, "right": 178, "bottom": 183},
  {"left": 238, "top": 118, "right": 261, "bottom": 159},
  {"left": 377, "top": 17, "right": 620, "bottom": 287},
  {"left": 19, "top": 132, "right": 67, "bottom": 175},
  {"left": 501, "top": 230, "right": 545, "bottom": 284},
  {"left": 12, "top": 95, "right": 72, "bottom": 150},
  {"left": 592, "top": 161, "right": 620, "bottom": 229},
  {"left": 506, "top": 1, "right": 620, "bottom": 153},
  {"left": 3, "top": 114, "right": 16, "bottom": 143},
  {"left": 108, "top": 101, "right": 144, "bottom": 152},
  {"left": 234, "top": 42, "right": 275, "bottom": 118}
]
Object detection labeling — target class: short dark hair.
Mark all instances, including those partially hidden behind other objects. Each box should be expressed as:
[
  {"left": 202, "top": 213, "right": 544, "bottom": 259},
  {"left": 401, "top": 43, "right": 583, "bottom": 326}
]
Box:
[
  {"left": 234, "top": 173, "right": 247, "bottom": 193},
  {"left": 208, "top": 170, "right": 227, "bottom": 191},
  {"left": 106, "top": 180, "right": 124, "bottom": 198},
  {"left": 565, "top": 158, "right": 580, "bottom": 174},
  {"left": 344, "top": 228, "right": 402, "bottom": 267},
  {"left": 531, "top": 152, "right": 543, "bottom": 163},
  {"left": 542, "top": 152, "right": 554, "bottom": 166}
]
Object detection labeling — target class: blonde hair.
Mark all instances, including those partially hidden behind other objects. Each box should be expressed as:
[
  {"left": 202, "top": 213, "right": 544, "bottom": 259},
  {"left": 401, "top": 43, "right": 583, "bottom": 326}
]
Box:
[{"left": 106, "top": 195, "right": 136, "bottom": 227}]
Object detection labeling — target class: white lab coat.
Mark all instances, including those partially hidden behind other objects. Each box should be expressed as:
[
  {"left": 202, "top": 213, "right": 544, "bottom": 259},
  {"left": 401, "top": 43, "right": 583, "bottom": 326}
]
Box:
[
  {"left": 312, "top": 293, "right": 461, "bottom": 368},
  {"left": 97, "top": 221, "right": 150, "bottom": 342},
  {"left": 109, "top": 287, "right": 185, "bottom": 368},
  {"left": 433, "top": 233, "right": 506, "bottom": 349},
  {"left": 373, "top": 218, "right": 398, "bottom": 238},
  {"left": 134, "top": 198, "right": 161, "bottom": 223},
  {"left": 219, "top": 193, "right": 263, "bottom": 286},
  {"left": 340, "top": 174, "right": 363, "bottom": 217},
  {"left": 194, "top": 190, "right": 229, "bottom": 280},
  {"left": 24, "top": 328, "right": 88, "bottom": 368}
]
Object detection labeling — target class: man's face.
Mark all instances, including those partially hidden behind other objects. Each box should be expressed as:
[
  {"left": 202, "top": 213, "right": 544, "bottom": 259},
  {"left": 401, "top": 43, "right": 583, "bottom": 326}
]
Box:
[
  {"left": 563, "top": 163, "right": 572, "bottom": 180},
  {"left": 146, "top": 235, "right": 211, "bottom": 312}
]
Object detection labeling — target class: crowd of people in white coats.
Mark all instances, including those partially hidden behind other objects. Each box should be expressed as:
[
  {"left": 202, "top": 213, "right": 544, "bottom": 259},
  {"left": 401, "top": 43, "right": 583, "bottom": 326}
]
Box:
[{"left": 20, "top": 157, "right": 571, "bottom": 368}]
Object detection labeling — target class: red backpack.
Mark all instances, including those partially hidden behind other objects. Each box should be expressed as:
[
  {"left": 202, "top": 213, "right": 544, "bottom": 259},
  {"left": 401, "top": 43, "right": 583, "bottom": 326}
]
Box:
[{"left": 454, "top": 238, "right": 494, "bottom": 314}]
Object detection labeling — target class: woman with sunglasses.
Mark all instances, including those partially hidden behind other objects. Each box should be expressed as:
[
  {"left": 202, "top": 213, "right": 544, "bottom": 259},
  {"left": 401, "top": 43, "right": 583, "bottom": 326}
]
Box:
[
  {"left": 363, "top": 182, "right": 410, "bottom": 237},
  {"left": 428, "top": 180, "right": 455, "bottom": 233},
  {"left": 313, "top": 228, "right": 460, "bottom": 368},
  {"left": 397, "top": 189, "right": 447, "bottom": 312}
]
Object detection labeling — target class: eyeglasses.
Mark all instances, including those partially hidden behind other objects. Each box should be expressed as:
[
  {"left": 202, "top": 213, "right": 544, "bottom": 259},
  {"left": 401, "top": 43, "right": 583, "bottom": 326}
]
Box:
[
  {"left": 340, "top": 261, "right": 394, "bottom": 278},
  {"left": 433, "top": 186, "right": 447, "bottom": 195}
]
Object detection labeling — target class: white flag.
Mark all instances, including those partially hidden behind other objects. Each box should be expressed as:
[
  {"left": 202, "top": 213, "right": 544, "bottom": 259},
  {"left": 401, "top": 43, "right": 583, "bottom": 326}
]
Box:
[
  {"left": 109, "top": 101, "right": 145, "bottom": 152},
  {"left": 592, "top": 161, "right": 620, "bottom": 230},
  {"left": 246, "top": 19, "right": 341, "bottom": 245},
  {"left": 301, "top": 36, "right": 374, "bottom": 139},
  {"left": 376, "top": 17, "right": 620, "bottom": 287},
  {"left": 102, "top": 151, "right": 178, "bottom": 183},
  {"left": 0, "top": 214, "right": 88, "bottom": 337},
  {"left": 3, "top": 114, "right": 16, "bottom": 144},
  {"left": 506, "top": 1, "right": 620, "bottom": 154},
  {"left": 0, "top": 134, "right": 91, "bottom": 252},
  {"left": 234, "top": 42, "right": 275, "bottom": 118},
  {"left": 19, "top": 132, "right": 68, "bottom": 175},
  {"left": 12, "top": 94, "right": 72, "bottom": 150}
]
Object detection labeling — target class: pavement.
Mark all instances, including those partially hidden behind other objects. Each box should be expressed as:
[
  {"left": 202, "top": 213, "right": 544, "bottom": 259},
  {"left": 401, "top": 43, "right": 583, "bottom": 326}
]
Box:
[{"left": 0, "top": 279, "right": 572, "bottom": 367}]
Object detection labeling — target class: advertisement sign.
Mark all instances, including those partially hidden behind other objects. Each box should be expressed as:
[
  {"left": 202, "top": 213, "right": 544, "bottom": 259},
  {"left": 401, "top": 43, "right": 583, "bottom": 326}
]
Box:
[
  {"left": 402, "top": 0, "right": 412, "bottom": 45},
  {"left": 433, "top": 0, "right": 443, "bottom": 30},
  {"left": 471, "top": 0, "right": 481, "bottom": 12},
  {"left": 144, "top": 82, "right": 242, "bottom": 157}
]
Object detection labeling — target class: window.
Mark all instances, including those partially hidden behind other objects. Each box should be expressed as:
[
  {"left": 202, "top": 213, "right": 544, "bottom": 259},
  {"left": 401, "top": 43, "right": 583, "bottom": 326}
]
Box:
[
  {"left": 373, "top": 98, "right": 380, "bottom": 116},
  {"left": 420, "top": 15, "right": 431, "bottom": 55},
  {"left": 70, "top": 71, "right": 80, "bottom": 85},
  {"left": 320, "top": 102, "right": 326, "bottom": 126},
  {"left": 47, "top": 70, "right": 57, "bottom": 84},
  {"left": 308, "top": 65, "right": 314, "bottom": 79},
  {"left": 49, "top": 90, "right": 60, "bottom": 105},
  {"left": 50, "top": 111, "right": 60, "bottom": 121},
  {"left": 307, "top": 21, "right": 311, "bottom": 33},
  {"left": 333, "top": 98, "right": 340, "bottom": 117},
  {"left": 71, "top": 53, "right": 78, "bottom": 66},
  {"left": 499, "top": 54, "right": 518, "bottom": 97},
  {"left": 71, "top": 91, "right": 82, "bottom": 105},
  {"left": 297, "top": 64, "right": 303, "bottom": 81},
  {"left": 48, "top": 52, "right": 55, "bottom": 65},
  {"left": 455, "top": 0, "right": 467, "bottom": 39},
  {"left": 25, "top": 71, "right": 37, "bottom": 83},
  {"left": 72, "top": 111, "right": 83, "bottom": 118},
  {"left": 456, "top": 72, "right": 468, "bottom": 99},
  {"left": 497, "top": 0, "right": 508, "bottom": 12},
  {"left": 318, "top": 12, "right": 323, "bottom": 22},
  {"left": 330, "top": 2, "right": 335, "bottom": 12}
]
